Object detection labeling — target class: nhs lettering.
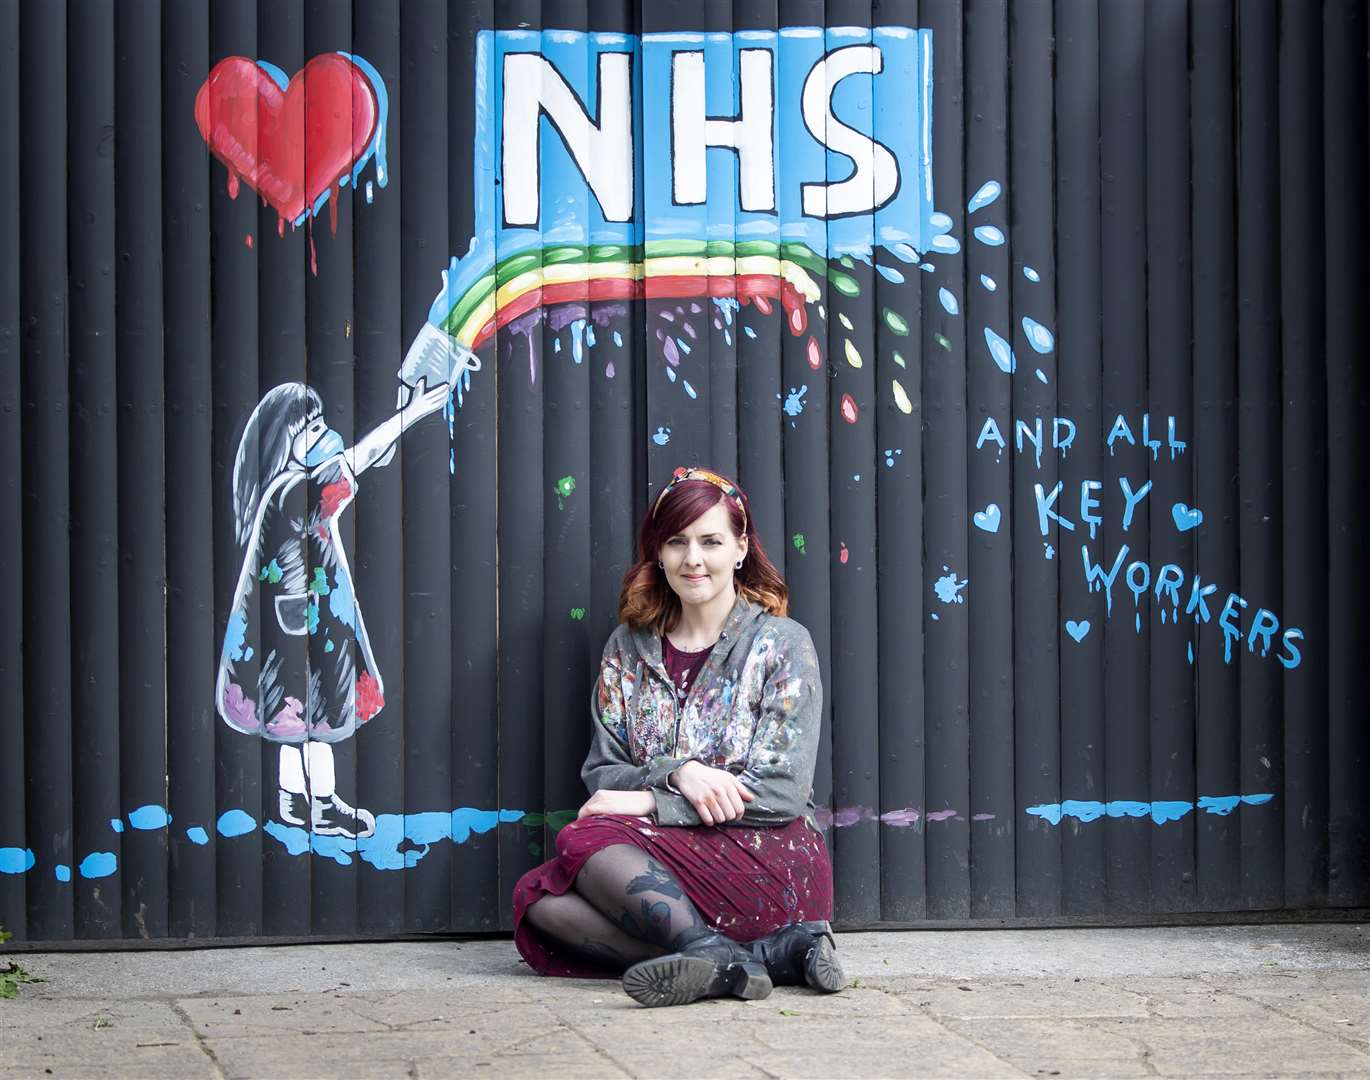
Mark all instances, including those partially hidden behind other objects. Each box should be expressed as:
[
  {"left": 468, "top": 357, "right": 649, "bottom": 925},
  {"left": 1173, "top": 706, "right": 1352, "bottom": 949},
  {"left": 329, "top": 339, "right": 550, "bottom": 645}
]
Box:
[{"left": 479, "top": 26, "right": 936, "bottom": 253}]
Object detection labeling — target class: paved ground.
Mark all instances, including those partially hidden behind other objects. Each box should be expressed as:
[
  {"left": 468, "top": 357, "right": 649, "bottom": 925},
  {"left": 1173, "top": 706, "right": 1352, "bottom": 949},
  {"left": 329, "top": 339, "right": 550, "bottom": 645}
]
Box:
[{"left": 3, "top": 923, "right": 1368, "bottom": 1078}]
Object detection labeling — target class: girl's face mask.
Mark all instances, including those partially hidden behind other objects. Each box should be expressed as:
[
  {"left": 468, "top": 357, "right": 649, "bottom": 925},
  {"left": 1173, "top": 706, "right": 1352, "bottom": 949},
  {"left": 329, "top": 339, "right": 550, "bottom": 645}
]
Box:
[{"left": 294, "top": 417, "right": 345, "bottom": 468}]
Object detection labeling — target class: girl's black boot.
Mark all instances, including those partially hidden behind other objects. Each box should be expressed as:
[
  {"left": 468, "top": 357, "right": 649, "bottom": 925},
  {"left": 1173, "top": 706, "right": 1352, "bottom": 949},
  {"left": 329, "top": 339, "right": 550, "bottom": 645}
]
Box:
[
  {"left": 748, "top": 920, "right": 845, "bottom": 992},
  {"left": 622, "top": 930, "right": 773, "bottom": 1008}
]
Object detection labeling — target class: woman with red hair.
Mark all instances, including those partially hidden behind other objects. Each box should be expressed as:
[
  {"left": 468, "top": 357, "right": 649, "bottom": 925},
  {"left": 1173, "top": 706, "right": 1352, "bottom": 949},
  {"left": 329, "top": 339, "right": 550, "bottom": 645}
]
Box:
[{"left": 513, "top": 467, "right": 844, "bottom": 1007}]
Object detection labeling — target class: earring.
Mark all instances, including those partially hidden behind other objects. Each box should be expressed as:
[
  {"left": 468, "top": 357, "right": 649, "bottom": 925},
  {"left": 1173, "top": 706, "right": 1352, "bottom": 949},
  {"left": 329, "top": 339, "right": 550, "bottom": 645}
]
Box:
[
  {"left": 657, "top": 560, "right": 664, "bottom": 569},
  {"left": 735, "top": 558, "right": 744, "bottom": 569}
]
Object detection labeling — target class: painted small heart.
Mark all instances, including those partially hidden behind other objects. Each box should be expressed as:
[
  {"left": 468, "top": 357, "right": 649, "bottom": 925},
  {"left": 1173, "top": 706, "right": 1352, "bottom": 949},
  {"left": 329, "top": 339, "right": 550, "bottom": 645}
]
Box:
[
  {"left": 195, "top": 54, "right": 380, "bottom": 232},
  {"left": 972, "top": 503, "right": 1002, "bottom": 533},
  {"left": 1171, "top": 503, "right": 1204, "bottom": 532},
  {"left": 1065, "top": 619, "right": 1090, "bottom": 643}
]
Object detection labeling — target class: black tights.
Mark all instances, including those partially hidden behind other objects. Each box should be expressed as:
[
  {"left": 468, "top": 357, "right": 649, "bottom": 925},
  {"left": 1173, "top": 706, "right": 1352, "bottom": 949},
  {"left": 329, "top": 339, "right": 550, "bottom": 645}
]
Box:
[{"left": 524, "top": 844, "right": 715, "bottom": 972}]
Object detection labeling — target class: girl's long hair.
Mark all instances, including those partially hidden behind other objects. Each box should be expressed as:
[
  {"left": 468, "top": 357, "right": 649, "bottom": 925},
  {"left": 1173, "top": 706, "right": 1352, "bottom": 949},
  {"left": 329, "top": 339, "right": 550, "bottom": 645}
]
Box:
[
  {"left": 231, "top": 382, "right": 323, "bottom": 546},
  {"left": 618, "top": 470, "right": 788, "bottom": 634}
]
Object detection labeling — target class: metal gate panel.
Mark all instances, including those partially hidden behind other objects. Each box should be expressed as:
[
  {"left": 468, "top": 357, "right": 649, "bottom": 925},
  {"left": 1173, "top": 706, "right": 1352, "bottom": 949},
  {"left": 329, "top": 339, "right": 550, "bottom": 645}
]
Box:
[{"left": 1, "top": 0, "right": 1367, "bottom": 943}]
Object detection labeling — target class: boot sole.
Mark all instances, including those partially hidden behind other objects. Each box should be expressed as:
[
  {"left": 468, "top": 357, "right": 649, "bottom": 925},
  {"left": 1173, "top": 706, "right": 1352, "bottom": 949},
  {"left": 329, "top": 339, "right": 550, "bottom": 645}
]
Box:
[
  {"left": 805, "top": 934, "right": 846, "bottom": 993},
  {"left": 623, "top": 956, "right": 773, "bottom": 1008}
]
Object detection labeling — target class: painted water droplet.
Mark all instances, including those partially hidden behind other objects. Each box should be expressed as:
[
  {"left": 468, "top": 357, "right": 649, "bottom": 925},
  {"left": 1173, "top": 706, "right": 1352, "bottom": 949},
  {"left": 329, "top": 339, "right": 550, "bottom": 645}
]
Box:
[
  {"left": 929, "top": 211, "right": 953, "bottom": 231},
  {"left": 892, "top": 351, "right": 906, "bottom": 368},
  {"left": 365, "top": 180, "right": 374, "bottom": 204},
  {"left": 935, "top": 332, "right": 952, "bottom": 351},
  {"left": 840, "top": 393, "right": 859, "bottom": 424},
  {"left": 1023, "top": 265, "right": 1040, "bottom": 282},
  {"left": 892, "top": 379, "right": 913, "bottom": 415},
  {"left": 806, "top": 335, "right": 823, "bottom": 370},
  {"left": 938, "top": 288, "right": 959, "bottom": 316},
  {"left": 1022, "top": 316, "right": 1055, "bottom": 353},
  {"left": 930, "top": 234, "right": 961, "bottom": 254},
  {"left": 875, "top": 263, "right": 906, "bottom": 284},
  {"left": 889, "top": 242, "right": 920, "bottom": 264},
  {"left": 984, "top": 327, "right": 1016, "bottom": 373},
  {"left": 613, "top": 330, "right": 623, "bottom": 347},
  {"left": 838, "top": 312, "right": 854, "bottom": 330},
  {"left": 1035, "top": 368, "right": 1049, "bottom": 384},
  {"left": 839, "top": 542, "right": 849, "bottom": 565},
  {"left": 973, "top": 225, "right": 1006, "bottom": 246},
  {"left": 980, "top": 274, "right": 996, "bottom": 292},
  {"left": 666, "top": 366, "right": 677, "bottom": 383},
  {"left": 882, "top": 308, "right": 909, "bottom": 336},
  {"left": 967, "top": 179, "right": 1002, "bottom": 213},
  {"left": 743, "top": 325, "right": 757, "bottom": 339},
  {"left": 683, "top": 379, "right": 697, "bottom": 399},
  {"left": 844, "top": 338, "right": 862, "bottom": 369}
]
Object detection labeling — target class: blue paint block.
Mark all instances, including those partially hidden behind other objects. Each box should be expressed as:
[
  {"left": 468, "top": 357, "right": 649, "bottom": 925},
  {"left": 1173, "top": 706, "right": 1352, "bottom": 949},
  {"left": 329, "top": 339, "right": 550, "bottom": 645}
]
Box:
[
  {"left": 0, "top": 847, "right": 36, "bottom": 874},
  {"left": 78, "top": 852, "right": 118, "bottom": 879},
  {"left": 217, "top": 809, "right": 257, "bottom": 838},
  {"left": 186, "top": 827, "right": 210, "bottom": 846},
  {"left": 128, "top": 804, "right": 172, "bottom": 830},
  {"left": 55, "top": 864, "right": 71, "bottom": 882}
]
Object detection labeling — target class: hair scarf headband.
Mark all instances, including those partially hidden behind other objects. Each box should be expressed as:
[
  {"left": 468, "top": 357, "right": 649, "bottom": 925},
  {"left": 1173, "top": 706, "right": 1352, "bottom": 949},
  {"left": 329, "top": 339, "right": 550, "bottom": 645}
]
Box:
[{"left": 651, "top": 466, "right": 747, "bottom": 534}]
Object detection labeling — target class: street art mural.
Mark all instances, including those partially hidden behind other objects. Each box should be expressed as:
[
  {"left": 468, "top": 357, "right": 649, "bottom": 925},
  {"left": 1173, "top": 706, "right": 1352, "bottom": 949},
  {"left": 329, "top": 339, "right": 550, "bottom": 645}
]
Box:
[{"left": 3, "top": 3, "right": 1365, "bottom": 938}]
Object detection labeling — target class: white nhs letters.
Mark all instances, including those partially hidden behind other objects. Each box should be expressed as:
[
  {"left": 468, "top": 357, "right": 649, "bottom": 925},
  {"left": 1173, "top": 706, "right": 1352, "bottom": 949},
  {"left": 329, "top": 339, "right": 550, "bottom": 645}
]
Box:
[{"left": 499, "top": 38, "right": 902, "bottom": 225}]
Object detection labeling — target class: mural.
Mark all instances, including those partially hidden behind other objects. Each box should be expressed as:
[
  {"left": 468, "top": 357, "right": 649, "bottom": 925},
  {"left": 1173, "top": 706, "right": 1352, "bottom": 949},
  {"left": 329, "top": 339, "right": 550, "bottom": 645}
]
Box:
[{"left": 4, "top": 5, "right": 1362, "bottom": 935}]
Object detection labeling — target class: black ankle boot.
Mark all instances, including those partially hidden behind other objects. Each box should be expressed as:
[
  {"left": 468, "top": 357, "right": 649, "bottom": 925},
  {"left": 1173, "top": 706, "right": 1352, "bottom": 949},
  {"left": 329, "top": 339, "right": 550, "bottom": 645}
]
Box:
[
  {"left": 748, "top": 920, "right": 845, "bottom": 993},
  {"left": 622, "top": 931, "right": 773, "bottom": 1008}
]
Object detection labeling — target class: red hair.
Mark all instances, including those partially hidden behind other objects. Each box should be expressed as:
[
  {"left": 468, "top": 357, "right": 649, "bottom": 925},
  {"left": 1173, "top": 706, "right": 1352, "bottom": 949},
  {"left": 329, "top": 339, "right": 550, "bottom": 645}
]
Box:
[{"left": 618, "top": 470, "right": 788, "bottom": 633}]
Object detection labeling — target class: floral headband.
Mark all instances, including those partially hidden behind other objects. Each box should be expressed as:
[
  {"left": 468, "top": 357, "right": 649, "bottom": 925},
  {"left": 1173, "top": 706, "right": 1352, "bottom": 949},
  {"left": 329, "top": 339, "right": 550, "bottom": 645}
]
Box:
[{"left": 651, "top": 466, "right": 747, "bottom": 534}]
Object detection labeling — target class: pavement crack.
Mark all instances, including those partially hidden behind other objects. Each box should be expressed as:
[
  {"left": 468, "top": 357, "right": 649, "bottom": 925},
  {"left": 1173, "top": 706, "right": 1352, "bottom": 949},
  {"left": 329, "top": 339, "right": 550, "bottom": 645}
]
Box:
[
  {"left": 549, "top": 1015, "right": 635, "bottom": 1077},
  {"left": 1199, "top": 975, "right": 1370, "bottom": 1061},
  {"left": 170, "top": 1000, "right": 228, "bottom": 1080}
]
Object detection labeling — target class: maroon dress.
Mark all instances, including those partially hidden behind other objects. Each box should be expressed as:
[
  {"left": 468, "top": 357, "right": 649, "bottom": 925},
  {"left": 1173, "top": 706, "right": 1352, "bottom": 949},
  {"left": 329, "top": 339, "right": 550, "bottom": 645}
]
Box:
[{"left": 512, "top": 636, "right": 835, "bottom": 979}]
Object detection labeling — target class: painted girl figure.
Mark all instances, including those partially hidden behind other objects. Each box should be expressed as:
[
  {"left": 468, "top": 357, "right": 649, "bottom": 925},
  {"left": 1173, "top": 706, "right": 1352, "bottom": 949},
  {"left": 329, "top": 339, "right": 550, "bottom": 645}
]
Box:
[
  {"left": 514, "top": 467, "right": 845, "bottom": 1007},
  {"left": 215, "top": 370, "right": 457, "bottom": 841}
]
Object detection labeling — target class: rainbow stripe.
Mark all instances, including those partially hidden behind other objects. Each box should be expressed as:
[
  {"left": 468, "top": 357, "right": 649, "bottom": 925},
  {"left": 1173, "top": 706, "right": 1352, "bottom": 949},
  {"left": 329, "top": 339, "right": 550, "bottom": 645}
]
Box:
[{"left": 435, "top": 238, "right": 865, "bottom": 351}]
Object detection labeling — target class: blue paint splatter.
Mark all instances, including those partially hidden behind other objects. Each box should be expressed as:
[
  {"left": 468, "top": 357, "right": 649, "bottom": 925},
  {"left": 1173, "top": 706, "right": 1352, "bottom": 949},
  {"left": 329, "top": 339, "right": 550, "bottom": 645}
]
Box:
[
  {"left": 938, "top": 287, "right": 959, "bottom": 315},
  {"left": 1023, "top": 266, "right": 1041, "bottom": 282},
  {"left": 973, "top": 225, "right": 1006, "bottom": 246},
  {"left": 329, "top": 568, "right": 357, "bottom": 630},
  {"left": 217, "top": 809, "right": 257, "bottom": 838},
  {"left": 110, "top": 818, "right": 124, "bottom": 833},
  {"left": 889, "top": 242, "right": 920, "bottom": 264},
  {"left": 933, "top": 567, "right": 969, "bottom": 604},
  {"left": 781, "top": 385, "right": 808, "bottom": 417},
  {"left": 186, "top": 827, "right": 209, "bottom": 846},
  {"left": 980, "top": 274, "right": 996, "bottom": 292},
  {"left": 224, "top": 612, "right": 248, "bottom": 663},
  {"left": 930, "top": 234, "right": 961, "bottom": 254},
  {"left": 613, "top": 330, "right": 623, "bottom": 347},
  {"left": 652, "top": 426, "right": 671, "bottom": 446},
  {"left": 128, "top": 805, "right": 171, "bottom": 830},
  {"left": 79, "top": 852, "right": 118, "bottom": 879},
  {"left": 683, "top": 379, "right": 697, "bottom": 400},
  {"left": 1029, "top": 794, "right": 1277, "bottom": 826},
  {"left": 743, "top": 325, "right": 757, "bottom": 339},
  {"left": 0, "top": 848, "right": 35, "bottom": 874},
  {"left": 875, "top": 263, "right": 905, "bottom": 284},
  {"left": 55, "top": 864, "right": 71, "bottom": 882}
]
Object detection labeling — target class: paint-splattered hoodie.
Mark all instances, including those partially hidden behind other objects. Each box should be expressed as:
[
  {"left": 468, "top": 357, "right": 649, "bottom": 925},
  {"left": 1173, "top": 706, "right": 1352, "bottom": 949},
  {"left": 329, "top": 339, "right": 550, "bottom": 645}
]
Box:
[{"left": 581, "top": 596, "right": 822, "bottom": 828}]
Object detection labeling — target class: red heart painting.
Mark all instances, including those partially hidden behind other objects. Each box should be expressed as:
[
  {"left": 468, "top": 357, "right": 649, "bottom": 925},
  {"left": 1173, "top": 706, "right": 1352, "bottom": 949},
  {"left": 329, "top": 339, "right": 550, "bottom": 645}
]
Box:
[{"left": 195, "top": 54, "right": 379, "bottom": 233}]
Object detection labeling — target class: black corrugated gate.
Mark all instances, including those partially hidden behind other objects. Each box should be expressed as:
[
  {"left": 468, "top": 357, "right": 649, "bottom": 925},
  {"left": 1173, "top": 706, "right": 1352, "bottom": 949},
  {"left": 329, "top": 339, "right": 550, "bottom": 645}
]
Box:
[{"left": 1, "top": 0, "right": 1367, "bottom": 945}]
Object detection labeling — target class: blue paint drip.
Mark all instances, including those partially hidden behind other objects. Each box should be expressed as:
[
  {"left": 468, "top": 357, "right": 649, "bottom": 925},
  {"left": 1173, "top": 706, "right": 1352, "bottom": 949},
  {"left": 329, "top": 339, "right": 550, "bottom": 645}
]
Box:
[
  {"left": 110, "top": 818, "right": 124, "bottom": 833},
  {"left": 78, "top": 852, "right": 118, "bottom": 879},
  {"left": 128, "top": 804, "right": 172, "bottom": 830},
  {"left": 967, "top": 180, "right": 1002, "bottom": 214},
  {"left": 0, "top": 848, "right": 35, "bottom": 874},
  {"left": 255, "top": 60, "right": 290, "bottom": 91},
  {"left": 186, "top": 827, "right": 209, "bottom": 846},
  {"left": 743, "top": 326, "right": 758, "bottom": 339},
  {"left": 55, "top": 864, "right": 71, "bottom": 882},
  {"left": 613, "top": 330, "right": 623, "bottom": 347},
  {"left": 984, "top": 327, "right": 1016, "bottom": 374},
  {"left": 329, "top": 567, "right": 357, "bottom": 630},
  {"left": 1022, "top": 316, "right": 1055, "bottom": 354},
  {"left": 217, "top": 809, "right": 257, "bottom": 838},
  {"left": 224, "top": 612, "right": 248, "bottom": 663}
]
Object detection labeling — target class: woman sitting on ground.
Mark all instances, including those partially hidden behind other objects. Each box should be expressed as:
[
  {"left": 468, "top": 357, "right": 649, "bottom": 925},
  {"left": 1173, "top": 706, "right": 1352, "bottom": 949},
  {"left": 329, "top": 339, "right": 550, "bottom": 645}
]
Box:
[{"left": 513, "top": 466, "right": 845, "bottom": 1007}]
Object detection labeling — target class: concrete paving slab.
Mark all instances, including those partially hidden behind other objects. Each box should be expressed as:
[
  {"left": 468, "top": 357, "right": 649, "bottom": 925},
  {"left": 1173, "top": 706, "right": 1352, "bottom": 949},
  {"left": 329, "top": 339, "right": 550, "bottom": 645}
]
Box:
[{"left": 3, "top": 924, "right": 1368, "bottom": 1079}]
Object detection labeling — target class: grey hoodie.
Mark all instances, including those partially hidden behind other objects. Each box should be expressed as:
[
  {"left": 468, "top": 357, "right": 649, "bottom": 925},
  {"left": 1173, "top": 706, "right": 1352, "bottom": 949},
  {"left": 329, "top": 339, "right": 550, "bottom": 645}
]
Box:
[{"left": 581, "top": 596, "right": 822, "bottom": 828}]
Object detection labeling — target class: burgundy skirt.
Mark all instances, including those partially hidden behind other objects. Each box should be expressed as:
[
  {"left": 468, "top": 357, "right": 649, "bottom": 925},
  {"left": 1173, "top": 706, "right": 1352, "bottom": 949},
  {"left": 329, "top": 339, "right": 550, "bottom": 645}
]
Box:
[{"left": 512, "top": 813, "right": 834, "bottom": 980}]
